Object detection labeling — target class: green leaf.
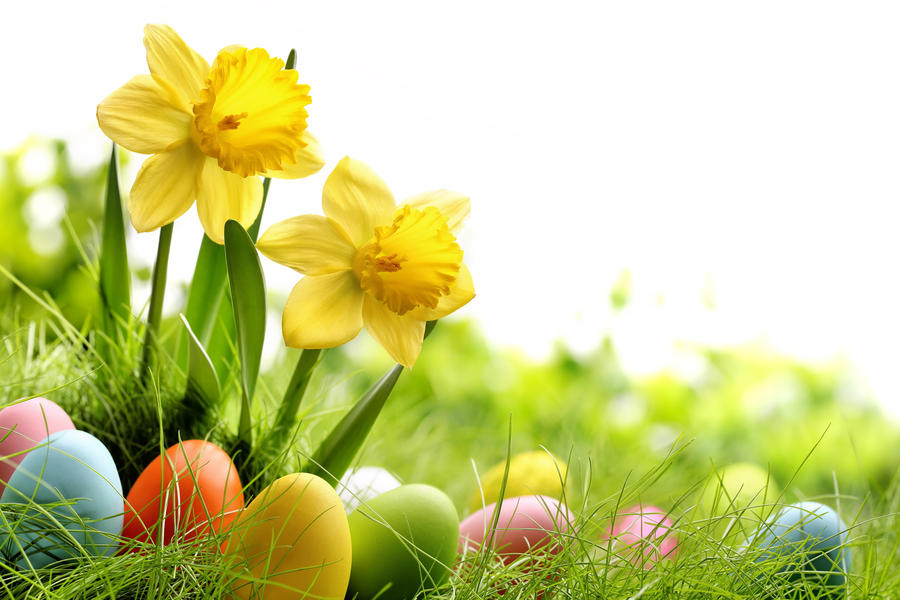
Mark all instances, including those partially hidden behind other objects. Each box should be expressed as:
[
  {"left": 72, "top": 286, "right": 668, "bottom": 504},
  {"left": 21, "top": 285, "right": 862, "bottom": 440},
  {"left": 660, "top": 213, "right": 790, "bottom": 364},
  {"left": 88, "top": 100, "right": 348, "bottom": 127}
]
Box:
[
  {"left": 180, "top": 175, "right": 270, "bottom": 371},
  {"left": 224, "top": 219, "right": 266, "bottom": 446},
  {"left": 306, "top": 364, "right": 404, "bottom": 486},
  {"left": 268, "top": 348, "right": 321, "bottom": 449},
  {"left": 180, "top": 314, "right": 220, "bottom": 406},
  {"left": 98, "top": 146, "right": 130, "bottom": 344},
  {"left": 206, "top": 285, "right": 236, "bottom": 386},
  {"left": 182, "top": 235, "right": 228, "bottom": 347}
]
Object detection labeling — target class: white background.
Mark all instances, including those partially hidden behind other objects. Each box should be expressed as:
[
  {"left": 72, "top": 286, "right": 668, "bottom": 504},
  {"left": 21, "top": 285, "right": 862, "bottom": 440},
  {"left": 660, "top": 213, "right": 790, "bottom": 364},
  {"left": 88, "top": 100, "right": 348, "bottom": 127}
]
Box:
[{"left": 3, "top": 2, "right": 900, "bottom": 412}]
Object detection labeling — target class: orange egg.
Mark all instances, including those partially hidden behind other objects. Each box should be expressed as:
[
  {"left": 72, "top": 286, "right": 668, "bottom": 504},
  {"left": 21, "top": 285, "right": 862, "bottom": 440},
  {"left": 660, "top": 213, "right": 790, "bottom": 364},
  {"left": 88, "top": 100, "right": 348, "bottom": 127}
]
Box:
[{"left": 123, "top": 440, "right": 244, "bottom": 548}]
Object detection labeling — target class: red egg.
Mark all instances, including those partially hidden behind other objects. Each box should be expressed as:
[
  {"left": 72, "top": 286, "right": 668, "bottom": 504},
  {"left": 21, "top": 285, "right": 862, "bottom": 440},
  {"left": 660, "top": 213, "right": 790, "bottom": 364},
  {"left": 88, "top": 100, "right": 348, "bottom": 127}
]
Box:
[
  {"left": 459, "top": 495, "right": 573, "bottom": 560},
  {"left": 123, "top": 440, "right": 244, "bottom": 548},
  {"left": 605, "top": 504, "right": 678, "bottom": 568}
]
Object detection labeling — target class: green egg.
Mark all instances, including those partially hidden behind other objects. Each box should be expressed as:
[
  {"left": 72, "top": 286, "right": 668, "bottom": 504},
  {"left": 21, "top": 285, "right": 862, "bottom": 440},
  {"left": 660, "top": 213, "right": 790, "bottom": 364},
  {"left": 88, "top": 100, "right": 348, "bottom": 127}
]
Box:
[{"left": 348, "top": 484, "right": 459, "bottom": 600}]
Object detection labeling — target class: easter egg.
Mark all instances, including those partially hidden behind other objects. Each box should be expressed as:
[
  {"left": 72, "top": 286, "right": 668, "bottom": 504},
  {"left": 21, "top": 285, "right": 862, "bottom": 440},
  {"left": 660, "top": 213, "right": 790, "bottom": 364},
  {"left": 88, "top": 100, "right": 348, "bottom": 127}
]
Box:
[
  {"left": 338, "top": 466, "right": 402, "bottom": 514},
  {"left": 0, "top": 430, "right": 123, "bottom": 568},
  {"left": 123, "top": 439, "right": 243, "bottom": 547},
  {"left": 701, "top": 462, "right": 779, "bottom": 520},
  {"left": 0, "top": 397, "right": 75, "bottom": 489},
  {"left": 605, "top": 504, "right": 678, "bottom": 569},
  {"left": 348, "top": 484, "right": 459, "bottom": 600},
  {"left": 226, "top": 473, "right": 351, "bottom": 600},
  {"left": 468, "top": 451, "right": 569, "bottom": 513},
  {"left": 746, "top": 501, "right": 850, "bottom": 591},
  {"left": 459, "top": 495, "right": 573, "bottom": 561}
]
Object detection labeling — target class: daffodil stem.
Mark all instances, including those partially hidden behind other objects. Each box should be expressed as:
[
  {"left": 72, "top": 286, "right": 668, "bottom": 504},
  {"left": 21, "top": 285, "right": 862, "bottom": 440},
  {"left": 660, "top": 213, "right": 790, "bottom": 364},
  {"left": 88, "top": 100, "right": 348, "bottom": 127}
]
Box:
[
  {"left": 247, "top": 178, "right": 271, "bottom": 241},
  {"left": 141, "top": 223, "right": 173, "bottom": 380}
]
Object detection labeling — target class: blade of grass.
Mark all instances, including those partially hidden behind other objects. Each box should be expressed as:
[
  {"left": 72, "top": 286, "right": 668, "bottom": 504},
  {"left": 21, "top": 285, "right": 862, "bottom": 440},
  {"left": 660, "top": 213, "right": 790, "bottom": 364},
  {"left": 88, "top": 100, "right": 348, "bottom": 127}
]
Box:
[
  {"left": 97, "top": 145, "right": 130, "bottom": 350},
  {"left": 224, "top": 220, "right": 266, "bottom": 447},
  {"left": 475, "top": 416, "right": 513, "bottom": 583}
]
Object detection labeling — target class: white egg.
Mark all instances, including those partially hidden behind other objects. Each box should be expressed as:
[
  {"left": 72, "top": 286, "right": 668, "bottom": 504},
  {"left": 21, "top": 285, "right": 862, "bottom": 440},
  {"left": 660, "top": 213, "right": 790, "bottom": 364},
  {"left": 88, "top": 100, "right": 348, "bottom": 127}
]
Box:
[{"left": 338, "top": 466, "right": 402, "bottom": 514}]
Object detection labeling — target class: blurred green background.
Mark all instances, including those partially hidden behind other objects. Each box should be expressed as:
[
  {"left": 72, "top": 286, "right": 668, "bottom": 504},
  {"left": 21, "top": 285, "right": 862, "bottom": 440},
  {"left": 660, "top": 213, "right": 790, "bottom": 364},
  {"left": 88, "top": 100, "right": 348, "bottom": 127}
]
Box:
[
  {"left": 2, "top": 138, "right": 895, "bottom": 512},
  {"left": 0, "top": 140, "right": 107, "bottom": 325}
]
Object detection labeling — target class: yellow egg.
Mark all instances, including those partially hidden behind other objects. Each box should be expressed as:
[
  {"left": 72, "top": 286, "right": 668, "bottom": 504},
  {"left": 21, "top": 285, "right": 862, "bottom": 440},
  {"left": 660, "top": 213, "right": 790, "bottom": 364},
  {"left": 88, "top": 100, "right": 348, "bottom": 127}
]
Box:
[
  {"left": 468, "top": 451, "right": 570, "bottom": 514},
  {"left": 225, "top": 473, "right": 352, "bottom": 600}
]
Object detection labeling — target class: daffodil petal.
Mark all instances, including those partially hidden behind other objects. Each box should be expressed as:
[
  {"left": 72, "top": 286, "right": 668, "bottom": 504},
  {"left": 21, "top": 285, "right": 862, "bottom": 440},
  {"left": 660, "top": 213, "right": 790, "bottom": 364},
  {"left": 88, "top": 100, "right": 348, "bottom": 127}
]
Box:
[
  {"left": 408, "top": 262, "right": 475, "bottom": 321},
  {"left": 404, "top": 190, "right": 471, "bottom": 234},
  {"left": 362, "top": 296, "right": 425, "bottom": 368},
  {"left": 257, "top": 215, "right": 355, "bottom": 275},
  {"left": 282, "top": 272, "right": 364, "bottom": 348},
  {"left": 265, "top": 131, "right": 325, "bottom": 180},
  {"left": 218, "top": 44, "right": 245, "bottom": 56},
  {"left": 143, "top": 24, "right": 210, "bottom": 108},
  {"left": 196, "top": 158, "right": 264, "bottom": 244},
  {"left": 97, "top": 75, "right": 192, "bottom": 154},
  {"left": 322, "top": 157, "right": 396, "bottom": 246},
  {"left": 129, "top": 143, "right": 204, "bottom": 233}
]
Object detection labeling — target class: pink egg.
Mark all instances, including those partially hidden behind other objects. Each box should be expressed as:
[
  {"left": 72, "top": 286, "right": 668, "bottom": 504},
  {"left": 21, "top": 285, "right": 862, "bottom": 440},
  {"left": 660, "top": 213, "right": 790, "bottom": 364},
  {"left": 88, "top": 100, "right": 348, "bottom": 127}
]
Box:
[
  {"left": 459, "top": 495, "right": 573, "bottom": 561},
  {"left": 605, "top": 504, "right": 678, "bottom": 568},
  {"left": 0, "top": 397, "right": 75, "bottom": 489}
]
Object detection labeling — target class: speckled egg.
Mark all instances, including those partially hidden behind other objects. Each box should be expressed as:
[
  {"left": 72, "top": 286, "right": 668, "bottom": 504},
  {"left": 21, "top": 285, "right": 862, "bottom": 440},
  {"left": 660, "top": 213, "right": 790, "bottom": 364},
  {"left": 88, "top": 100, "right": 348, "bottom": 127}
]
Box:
[
  {"left": 226, "top": 473, "right": 351, "bottom": 600},
  {"left": 348, "top": 484, "right": 459, "bottom": 600},
  {"left": 0, "top": 430, "right": 123, "bottom": 568},
  {"left": 338, "top": 466, "right": 402, "bottom": 514},
  {"left": 468, "top": 451, "right": 569, "bottom": 513},
  {"left": 605, "top": 504, "right": 678, "bottom": 569},
  {"left": 459, "top": 495, "right": 573, "bottom": 561},
  {"left": 0, "top": 397, "right": 75, "bottom": 490},
  {"left": 123, "top": 439, "right": 243, "bottom": 548},
  {"left": 746, "top": 501, "right": 850, "bottom": 591}
]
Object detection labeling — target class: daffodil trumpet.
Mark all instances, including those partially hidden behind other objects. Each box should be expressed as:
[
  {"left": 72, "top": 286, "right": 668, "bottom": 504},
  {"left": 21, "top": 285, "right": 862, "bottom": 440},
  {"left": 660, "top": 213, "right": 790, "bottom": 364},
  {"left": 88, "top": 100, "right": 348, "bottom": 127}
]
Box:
[
  {"left": 97, "top": 26, "right": 324, "bottom": 246},
  {"left": 179, "top": 50, "right": 295, "bottom": 376},
  {"left": 257, "top": 157, "right": 475, "bottom": 368}
]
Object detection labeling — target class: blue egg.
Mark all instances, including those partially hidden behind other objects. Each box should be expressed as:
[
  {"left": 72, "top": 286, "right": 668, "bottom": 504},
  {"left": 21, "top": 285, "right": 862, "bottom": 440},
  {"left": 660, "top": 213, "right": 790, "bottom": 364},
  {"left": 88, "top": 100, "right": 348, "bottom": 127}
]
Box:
[
  {"left": 747, "top": 501, "right": 850, "bottom": 591},
  {"left": 0, "top": 430, "right": 124, "bottom": 568}
]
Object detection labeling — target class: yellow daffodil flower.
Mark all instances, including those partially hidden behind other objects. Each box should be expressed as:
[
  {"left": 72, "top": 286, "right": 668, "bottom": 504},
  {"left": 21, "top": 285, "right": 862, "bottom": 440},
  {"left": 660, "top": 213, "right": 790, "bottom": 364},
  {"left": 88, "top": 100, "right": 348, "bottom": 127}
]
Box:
[
  {"left": 97, "top": 24, "right": 324, "bottom": 243},
  {"left": 257, "top": 157, "right": 475, "bottom": 367}
]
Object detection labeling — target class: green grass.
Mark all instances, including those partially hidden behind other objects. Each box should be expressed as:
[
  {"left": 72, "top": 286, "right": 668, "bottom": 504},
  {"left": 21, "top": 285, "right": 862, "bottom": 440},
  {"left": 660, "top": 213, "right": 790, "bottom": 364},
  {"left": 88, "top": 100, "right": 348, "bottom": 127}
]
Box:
[
  {"left": 0, "top": 178, "right": 894, "bottom": 598},
  {"left": 0, "top": 305, "right": 893, "bottom": 599},
  {"left": 0, "top": 129, "right": 890, "bottom": 600}
]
